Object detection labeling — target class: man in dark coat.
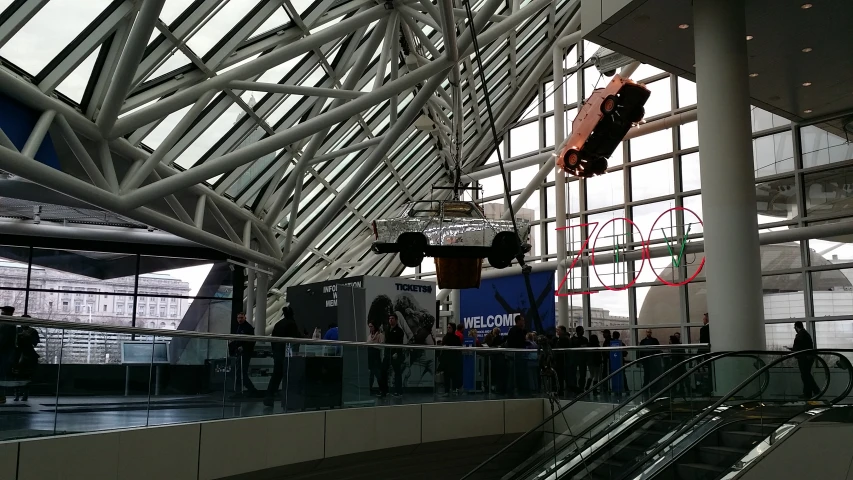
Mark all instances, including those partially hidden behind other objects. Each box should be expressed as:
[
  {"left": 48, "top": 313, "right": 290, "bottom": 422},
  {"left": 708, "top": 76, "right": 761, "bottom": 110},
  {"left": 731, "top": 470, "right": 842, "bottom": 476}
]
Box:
[
  {"left": 790, "top": 321, "right": 820, "bottom": 398},
  {"left": 229, "top": 312, "right": 257, "bottom": 395}
]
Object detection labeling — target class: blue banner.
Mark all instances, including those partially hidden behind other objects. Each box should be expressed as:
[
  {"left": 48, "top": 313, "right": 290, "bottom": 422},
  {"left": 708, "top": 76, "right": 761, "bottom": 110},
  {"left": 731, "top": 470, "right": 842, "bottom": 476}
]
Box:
[{"left": 460, "top": 270, "right": 556, "bottom": 340}]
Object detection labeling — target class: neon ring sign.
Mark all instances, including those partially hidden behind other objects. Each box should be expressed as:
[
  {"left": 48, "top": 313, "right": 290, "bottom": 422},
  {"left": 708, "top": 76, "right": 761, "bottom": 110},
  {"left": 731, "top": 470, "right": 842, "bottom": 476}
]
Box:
[{"left": 556, "top": 207, "right": 704, "bottom": 296}]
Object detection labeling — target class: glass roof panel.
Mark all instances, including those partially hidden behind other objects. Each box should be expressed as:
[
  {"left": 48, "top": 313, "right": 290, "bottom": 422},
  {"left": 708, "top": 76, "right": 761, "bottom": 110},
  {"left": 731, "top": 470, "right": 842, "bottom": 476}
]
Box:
[
  {"left": 159, "top": 0, "right": 196, "bottom": 25},
  {"left": 185, "top": 0, "right": 262, "bottom": 58},
  {"left": 55, "top": 45, "right": 101, "bottom": 102},
  {"left": 0, "top": 0, "right": 111, "bottom": 74}
]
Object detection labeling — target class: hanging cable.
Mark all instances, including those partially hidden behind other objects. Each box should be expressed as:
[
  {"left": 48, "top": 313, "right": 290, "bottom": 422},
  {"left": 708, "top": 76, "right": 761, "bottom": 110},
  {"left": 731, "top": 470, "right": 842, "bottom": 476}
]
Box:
[{"left": 462, "top": 0, "right": 521, "bottom": 245}]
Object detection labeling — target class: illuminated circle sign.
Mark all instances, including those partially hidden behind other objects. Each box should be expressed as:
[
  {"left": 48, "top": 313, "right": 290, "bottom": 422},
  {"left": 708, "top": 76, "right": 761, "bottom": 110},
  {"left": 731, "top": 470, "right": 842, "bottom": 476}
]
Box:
[
  {"left": 647, "top": 207, "right": 705, "bottom": 287},
  {"left": 590, "top": 217, "right": 645, "bottom": 292},
  {"left": 555, "top": 207, "right": 704, "bottom": 296}
]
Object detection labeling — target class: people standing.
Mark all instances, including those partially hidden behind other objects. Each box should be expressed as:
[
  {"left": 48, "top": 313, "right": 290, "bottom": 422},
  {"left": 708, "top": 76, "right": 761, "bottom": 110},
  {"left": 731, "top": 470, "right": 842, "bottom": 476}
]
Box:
[
  {"left": 264, "top": 307, "right": 300, "bottom": 407},
  {"left": 0, "top": 306, "right": 17, "bottom": 404},
  {"left": 380, "top": 313, "right": 405, "bottom": 398},
  {"left": 555, "top": 326, "right": 571, "bottom": 396},
  {"left": 491, "top": 327, "right": 505, "bottom": 347},
  {"left": 569, "top": 326, "right": 589, "bottom": 394},
  {"left": 790, "top": 321, "right": 820, "bottom": 399},
  {"left": 587, "top": 334, "right": 602, "bottom": 393},
  {"left": 669, "top": 332, "right": 687, "bottom": 397},
  {"left": 229, "top": 312, "right": 258, "bottom": 396},
  {"left": 468, "top": 329, "right": 482, "bottom": 347},
  {"left": 639, "top": 329, "right": 661, "bottom": 388},
  {"left": 13, "top": 316, "right": 39, "bottom": 402},
  {"left": 441, "top": 323, "right": 463, "bottom": 396},
  {"left": 454, "top": 324, "right": 464, "bottom": 343},
  {"left": 323, "top": 323, "right": 339, "bottom": 340},
  {"left": 367, "top": 322, "right": 384, "bottom": 394},
  {"left": 506, "top": 315, "right": 529, "bottom": 395},
  {"left": 700, "top": 313, "right": 710, "bottom": 345}
]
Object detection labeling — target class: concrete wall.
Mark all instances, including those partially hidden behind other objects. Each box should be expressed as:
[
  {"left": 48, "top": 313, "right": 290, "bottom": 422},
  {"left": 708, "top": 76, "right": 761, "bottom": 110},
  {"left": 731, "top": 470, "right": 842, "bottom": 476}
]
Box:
[
  {"left": 740, "top": 422, "right": 853, "bottom": 480},
  {"left": 0, "top": 398, "right": 546, "bottom": 480}
]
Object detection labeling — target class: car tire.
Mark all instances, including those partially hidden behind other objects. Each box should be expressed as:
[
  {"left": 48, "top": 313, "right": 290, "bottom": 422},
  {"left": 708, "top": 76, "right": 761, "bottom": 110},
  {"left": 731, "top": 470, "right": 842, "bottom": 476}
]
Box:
[
  {"left": 601, "top": 95, "right": 618, "bottom": 114},
  {"left": 565, "top": 149, "right": 581, "bottom": 168},
  {"left": 398, "top": 234, "right": 425, "bottom": 267},
  {"left": 590, "top": 157, "right": 608, "bottom": 175},
  {"left": 489, "top": 233, "right": 520, "bottom": 269},
  {"left": 400, "top": 249, "right": 424, "bottom": 267},
  {"left": 630, "top": 106, "right": 645, "bottom": 124}
]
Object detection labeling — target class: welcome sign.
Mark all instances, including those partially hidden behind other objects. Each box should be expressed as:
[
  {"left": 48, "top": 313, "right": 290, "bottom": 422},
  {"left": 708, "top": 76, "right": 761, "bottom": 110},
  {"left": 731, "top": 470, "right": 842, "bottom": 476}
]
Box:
[{"left": 460, "top": 270, "right": 556, "bottom": 337}]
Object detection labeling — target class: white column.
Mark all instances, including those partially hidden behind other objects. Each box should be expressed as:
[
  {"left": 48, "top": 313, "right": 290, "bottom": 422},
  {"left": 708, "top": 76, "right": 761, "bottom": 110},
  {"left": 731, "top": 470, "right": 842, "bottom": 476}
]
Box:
[
  {"left": 245, "top": 267, "right": 255, "bottom": 327},
  {"left": 553, "top": 44, "right": 569, "bottom": 329},
  {"left": 451, "top": 289, "right": 461, "bottom": 333},
  {"left": 694, "top": 0, "right": 764, "bottom": 351}
]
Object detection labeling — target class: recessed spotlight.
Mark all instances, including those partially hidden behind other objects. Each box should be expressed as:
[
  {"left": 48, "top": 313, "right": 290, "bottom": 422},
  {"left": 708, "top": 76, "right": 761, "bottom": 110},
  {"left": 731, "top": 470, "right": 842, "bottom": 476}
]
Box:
[
  {"left": 802, "top": 82, "right": 812, "bottom": 87},
  {"left": 801, "top": 3, "right": 813, "bottom": 8},
  {"left": 802, "top": 47, "right": 813, "bottom": 52},
  {"left": 678, "top": 23, "right": 690, "bottom": 29},
  {"left": 749, "top": 73, "right": 759, "bottom": 77},
  {"left": 746, "top": 35, "right": 754, "bottom": 40},
  {"left": 804, "top": 109, "right": 813, "bottom": 113}
]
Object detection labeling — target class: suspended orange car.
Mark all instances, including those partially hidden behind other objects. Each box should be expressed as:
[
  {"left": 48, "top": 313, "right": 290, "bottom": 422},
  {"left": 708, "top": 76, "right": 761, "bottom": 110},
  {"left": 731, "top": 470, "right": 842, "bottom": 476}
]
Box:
[{"left": 557, "top": 74, "right": 650, "bottom": 178}]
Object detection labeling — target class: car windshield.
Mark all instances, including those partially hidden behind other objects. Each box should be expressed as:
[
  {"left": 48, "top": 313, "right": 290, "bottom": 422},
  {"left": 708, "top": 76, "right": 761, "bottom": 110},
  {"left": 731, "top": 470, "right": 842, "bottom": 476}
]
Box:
[
  {"left": 407, "top": 202, "right": 440, "bottom": 217},
  {"left": 443, "top": 202, "right": 482, "bottom": 218}
]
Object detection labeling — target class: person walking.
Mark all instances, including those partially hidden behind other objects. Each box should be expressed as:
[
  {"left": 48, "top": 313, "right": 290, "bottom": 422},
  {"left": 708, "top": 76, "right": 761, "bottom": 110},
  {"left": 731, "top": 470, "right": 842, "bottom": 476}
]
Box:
[
  {"left": 700, "top": 313, "right": 710, "bottom": 346},
  {"left": 380, "top": 313, "right": 405, "bottom": 398},
  {"left": 229, "top": 312, "right": 258, "bottom": 396},
  {"left": 264, "top": 307, "right": 300, "bottom": 407},
  {"left": 789, "top": 321, "right": 820, "bottom": 399},
  {"left": 586, "top": 334, "right": 603, "bottom": 393},
  {"left": 639, "top": 329, "right": 661, "bottom": 388},
  {"left": 441, "top": 324, "right": 463, "bottom": 396}
]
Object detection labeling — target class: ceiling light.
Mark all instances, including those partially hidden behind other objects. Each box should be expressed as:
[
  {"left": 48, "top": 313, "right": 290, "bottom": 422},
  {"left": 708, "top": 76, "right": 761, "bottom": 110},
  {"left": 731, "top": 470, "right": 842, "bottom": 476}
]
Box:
[
  {"left": 746, "top": 35, "right": 754, "bottom": 40},
  {"left": 801, "top": 3, "right": 813, "bottom": 8},
  {"left": 802, "top": 47, "right": 813, "bottom": 52},
  {"left": 678, "top": 24, "right": 690, "bottom": 29},
  {"left": 749, "top": 73, "right": 759, "bottom": 77},
  {"left": 804, "top": 109, "right": 813, "bottom": 114},
  {"left": 802, "top": 82, "right": 812, "bottom": 87}
]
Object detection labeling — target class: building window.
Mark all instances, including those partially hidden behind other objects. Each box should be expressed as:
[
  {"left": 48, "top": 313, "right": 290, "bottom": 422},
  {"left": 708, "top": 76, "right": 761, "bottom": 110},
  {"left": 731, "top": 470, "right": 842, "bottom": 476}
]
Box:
[
  {"left": 102, "top": 305, "right": 107, "bottom": 312},
  {"left": 149, "top": 305, "right": 156, "bottom": 316},
  {"left": 116, "top": 304, "right": 124, "bottom": 315},
  {"left": 62, "top": 301, "right": 68, "bottom": 312},
  {"left": 169, "top": 306, "right": 177, "bottom": 317},
  {"left": 159, "top": 306, "right": 166, "bottom": 317},
  {"left": 171, "top": 298, "right": 177, "bottom": 304}
]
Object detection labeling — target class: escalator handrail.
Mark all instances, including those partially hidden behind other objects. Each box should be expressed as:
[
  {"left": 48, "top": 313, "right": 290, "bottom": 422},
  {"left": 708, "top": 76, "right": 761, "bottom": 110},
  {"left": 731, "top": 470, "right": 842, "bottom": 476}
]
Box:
[
  {"left": 514, "top": 350, "right": 776, "bottom": 480},
  {"left": 618, "top": 349, "right": 853, "bottom": 480},
  {"left": 458, "top": 351, "right": 707, "bottom": 480}
]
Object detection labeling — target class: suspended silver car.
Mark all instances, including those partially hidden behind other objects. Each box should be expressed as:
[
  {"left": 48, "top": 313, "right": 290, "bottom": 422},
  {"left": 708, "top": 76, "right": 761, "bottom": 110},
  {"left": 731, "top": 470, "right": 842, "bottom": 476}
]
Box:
[{"left": 371, "top": 200, "right": 530, "bottom": 269}]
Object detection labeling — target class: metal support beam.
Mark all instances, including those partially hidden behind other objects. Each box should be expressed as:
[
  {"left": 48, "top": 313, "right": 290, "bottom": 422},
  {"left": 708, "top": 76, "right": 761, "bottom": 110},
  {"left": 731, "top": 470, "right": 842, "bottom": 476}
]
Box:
[
  {"left": 97, "top": 0, "right": 166, "bottom": 136},
  {"left": 97, "top": 141, "right": 119, "bottom": 193},
  {"left": 54, "top": 115, "right": 111, "bottom": 191},
  {"left": 194, "top": 195, "right": 206, "bottom": 228},
  {"left": 227, "top": 81, "right": 365, "bottom": 99},
  {"left": 282, "top": 72, "right": 450, "bottom": 269},
  {"left": 21, "top": 110, "right": 55, "bottom": 158},
  {"left": 112, "top": 6, "right": 389, "bottom": 136}
]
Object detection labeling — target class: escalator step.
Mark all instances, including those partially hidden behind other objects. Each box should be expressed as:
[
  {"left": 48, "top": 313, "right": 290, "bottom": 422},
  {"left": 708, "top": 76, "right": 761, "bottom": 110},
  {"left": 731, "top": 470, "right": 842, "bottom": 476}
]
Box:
[
  {"left": 699, "top": 446, "right": 747, "bottom": 465},
  {"left": 742, "top": 423, "right": 783, "bottom": 434},
  {"left": 720, "top": 431, "right": 765, "bottom": 448},
  {"left": 677, "top": 463, "right": 727, "bottom": 480}
]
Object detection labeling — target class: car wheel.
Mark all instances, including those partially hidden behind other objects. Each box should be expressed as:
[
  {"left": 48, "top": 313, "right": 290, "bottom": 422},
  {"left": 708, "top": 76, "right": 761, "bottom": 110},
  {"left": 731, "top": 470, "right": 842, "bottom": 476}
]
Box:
[
  {"left": 398, "top": 234, "right": 425, "bottom": 267},
  {"left": 400, "top": 249, "right": 424, "bottom": 267},
  {"left": 630, "top": 106, "right": 645, "bottom": 124},
  {"left": 601, "top": 95, "right": 618, "bottom": 114},
  {"left": 565, "top": 149, "right": 581, "bottom": 168},
  {"left": 489, "top": 233, "right": 520, "bottom": 269},
  {"left": 590, "top": 157, "right": 608, "bottom": 175}
]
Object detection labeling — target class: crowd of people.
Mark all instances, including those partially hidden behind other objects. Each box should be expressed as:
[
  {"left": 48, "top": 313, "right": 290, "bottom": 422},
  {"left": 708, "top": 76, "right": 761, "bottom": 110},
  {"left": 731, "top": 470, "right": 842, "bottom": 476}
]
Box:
[{"left": 0, "top": 306, "right": 40, "bottom": 403}]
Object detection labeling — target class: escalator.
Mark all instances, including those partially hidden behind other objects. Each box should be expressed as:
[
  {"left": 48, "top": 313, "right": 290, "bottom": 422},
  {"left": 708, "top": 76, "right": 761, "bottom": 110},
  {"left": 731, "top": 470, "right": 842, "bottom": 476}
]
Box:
[{"left": 462, "top": 350, "right": 853, "bottom": 480}]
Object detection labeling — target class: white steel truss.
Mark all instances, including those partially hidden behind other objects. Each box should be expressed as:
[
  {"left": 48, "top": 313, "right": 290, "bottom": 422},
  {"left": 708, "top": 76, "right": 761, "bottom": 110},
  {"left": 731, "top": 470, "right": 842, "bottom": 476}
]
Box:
[{"left": 0, "top": 0, "right": 581, "bottom": 322}]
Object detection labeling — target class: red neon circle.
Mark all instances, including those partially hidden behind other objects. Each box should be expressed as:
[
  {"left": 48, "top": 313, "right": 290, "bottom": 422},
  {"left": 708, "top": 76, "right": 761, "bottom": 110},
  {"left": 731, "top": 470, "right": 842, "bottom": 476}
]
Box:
[
  {"left": 590, "top": 217, "right": 645, "bottom": 291},
  {"left": 646, "top": 206, "right": 706, "bottom": 287}
]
